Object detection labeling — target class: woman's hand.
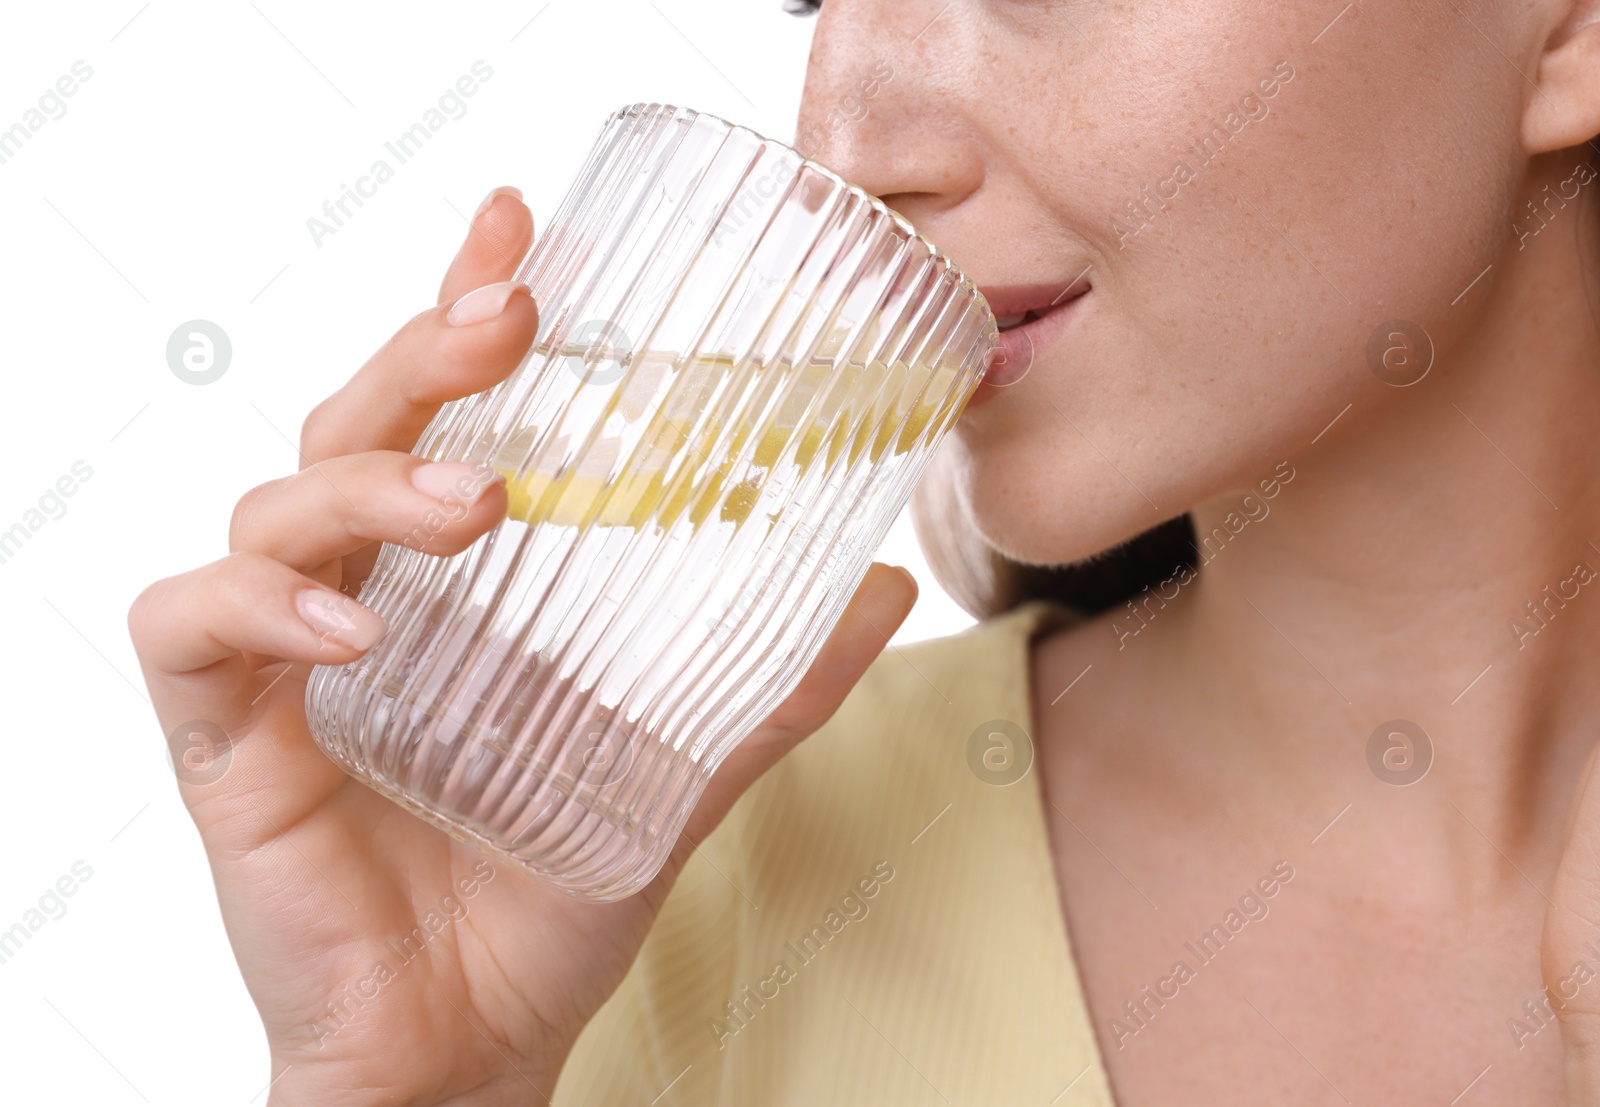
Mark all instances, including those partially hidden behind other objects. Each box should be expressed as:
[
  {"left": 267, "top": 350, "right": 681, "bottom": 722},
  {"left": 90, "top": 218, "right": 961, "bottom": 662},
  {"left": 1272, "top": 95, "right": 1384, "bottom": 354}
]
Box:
[{"left": 127, "top": 187, "right": 918, "bottom": 1107}]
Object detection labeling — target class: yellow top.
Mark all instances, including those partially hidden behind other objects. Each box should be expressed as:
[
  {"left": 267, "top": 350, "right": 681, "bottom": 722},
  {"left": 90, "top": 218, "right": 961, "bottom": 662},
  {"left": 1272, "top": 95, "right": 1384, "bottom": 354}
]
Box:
[{"left": 552, "top": 600, "right": 1117, "bottom": 1106}]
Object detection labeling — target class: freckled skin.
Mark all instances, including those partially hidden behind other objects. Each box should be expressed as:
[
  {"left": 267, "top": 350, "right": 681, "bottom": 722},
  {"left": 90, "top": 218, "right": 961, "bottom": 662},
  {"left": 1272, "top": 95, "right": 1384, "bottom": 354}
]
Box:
[{"left": 800, "top": 1, "right": 1534, "bottom": 566}]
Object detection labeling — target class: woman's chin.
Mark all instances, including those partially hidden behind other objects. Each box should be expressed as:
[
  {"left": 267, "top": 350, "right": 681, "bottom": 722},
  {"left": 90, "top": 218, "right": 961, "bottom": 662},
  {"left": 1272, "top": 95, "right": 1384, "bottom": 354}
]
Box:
[
  {"left": 964, "top": 505, "right": 1102, "bottom": 572},
  {"left": 961, "top": 479, "right": 1179, "bottom": 575}
]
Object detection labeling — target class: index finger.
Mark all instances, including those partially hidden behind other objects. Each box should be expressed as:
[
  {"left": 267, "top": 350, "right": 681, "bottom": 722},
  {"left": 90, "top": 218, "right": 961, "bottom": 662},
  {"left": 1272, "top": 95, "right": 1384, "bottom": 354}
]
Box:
[
  {"left": 439, "top": 185, "right": 534, "bottom": 305},
  {"left": 298, "top": 187, "right": 537, "bottom": 466}
]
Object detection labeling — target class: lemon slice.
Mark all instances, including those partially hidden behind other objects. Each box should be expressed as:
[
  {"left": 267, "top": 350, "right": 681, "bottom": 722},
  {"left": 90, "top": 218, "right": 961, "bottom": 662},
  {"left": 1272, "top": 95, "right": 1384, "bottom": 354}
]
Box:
[{"left": 495, "top": 351, "right": 962, "bottom": 530}]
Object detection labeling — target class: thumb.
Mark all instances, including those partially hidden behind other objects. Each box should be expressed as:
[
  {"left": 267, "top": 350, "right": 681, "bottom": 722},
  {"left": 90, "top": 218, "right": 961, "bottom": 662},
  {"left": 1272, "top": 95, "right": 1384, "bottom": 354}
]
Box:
[{"left": 683, "top": 562, "right": 918, "bottom": 841}]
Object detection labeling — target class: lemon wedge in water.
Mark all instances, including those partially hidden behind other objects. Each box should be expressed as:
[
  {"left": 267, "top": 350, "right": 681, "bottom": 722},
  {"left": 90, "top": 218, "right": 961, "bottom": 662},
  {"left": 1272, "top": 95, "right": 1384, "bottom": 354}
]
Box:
[{"left": 494, "top": 353, "right": 963, "bottom": 530}]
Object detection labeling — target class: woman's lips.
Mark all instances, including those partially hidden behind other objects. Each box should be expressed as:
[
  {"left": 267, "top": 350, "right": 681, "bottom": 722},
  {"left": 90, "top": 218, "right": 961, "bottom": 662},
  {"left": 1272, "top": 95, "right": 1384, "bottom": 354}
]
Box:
[{"left": 966, "top": 283, "right": 1091, "bottom": 404}]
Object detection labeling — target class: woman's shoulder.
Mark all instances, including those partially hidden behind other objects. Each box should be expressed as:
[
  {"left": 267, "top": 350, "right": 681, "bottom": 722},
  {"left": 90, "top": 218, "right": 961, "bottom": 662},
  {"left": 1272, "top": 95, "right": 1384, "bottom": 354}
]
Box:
[
  {"left": 760, "top": 596, "right": 1078, "bottom": 792},
  {"left": 709, "top": 595, "right": 1080, "bottom": 899},
  {"left": 553, "top": 598, "right": 1111, "bottom": 1106}
]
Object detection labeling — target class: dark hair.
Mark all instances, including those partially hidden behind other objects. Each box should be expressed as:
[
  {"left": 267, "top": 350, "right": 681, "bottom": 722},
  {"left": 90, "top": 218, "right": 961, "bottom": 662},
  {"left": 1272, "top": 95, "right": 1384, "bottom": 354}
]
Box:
[{"left": 1004, "top": 516, "right": 1198, "bottom": 618}]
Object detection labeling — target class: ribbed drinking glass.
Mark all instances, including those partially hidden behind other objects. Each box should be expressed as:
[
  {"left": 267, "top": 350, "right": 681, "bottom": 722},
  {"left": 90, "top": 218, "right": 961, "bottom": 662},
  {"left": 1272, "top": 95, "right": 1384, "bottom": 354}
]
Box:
[{"left": 305, "top": 102, "right": 997, "bottom": 901}]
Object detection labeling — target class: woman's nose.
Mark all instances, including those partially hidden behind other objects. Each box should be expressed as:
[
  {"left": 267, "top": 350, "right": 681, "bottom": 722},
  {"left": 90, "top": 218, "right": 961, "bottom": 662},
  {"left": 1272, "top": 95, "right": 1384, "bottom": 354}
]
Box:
[{"left": 793, "top": 0, "right": 986, "bottom": 226}]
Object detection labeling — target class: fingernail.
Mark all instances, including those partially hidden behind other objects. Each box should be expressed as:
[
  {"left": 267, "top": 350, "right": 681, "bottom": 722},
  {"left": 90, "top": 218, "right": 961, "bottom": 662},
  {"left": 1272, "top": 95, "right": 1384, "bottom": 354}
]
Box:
[
  {"left": 473, "top": 185, "right": 522, "bottom": 220},
  {"left": 411, "top": 460, "right": 502, "bottom": 503},
  {"left": 295, "top": 589, "right": 386, "bottom": 650},
  {"left": 447, "top": 280, "right": 530, "bottom": 326}
]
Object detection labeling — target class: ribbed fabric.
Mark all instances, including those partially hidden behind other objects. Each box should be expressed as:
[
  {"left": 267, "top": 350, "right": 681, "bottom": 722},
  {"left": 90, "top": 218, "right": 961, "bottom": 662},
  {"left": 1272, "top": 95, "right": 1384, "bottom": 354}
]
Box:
[{"left": 552, "top": 600, "right": 1115, "bottom": 1105}]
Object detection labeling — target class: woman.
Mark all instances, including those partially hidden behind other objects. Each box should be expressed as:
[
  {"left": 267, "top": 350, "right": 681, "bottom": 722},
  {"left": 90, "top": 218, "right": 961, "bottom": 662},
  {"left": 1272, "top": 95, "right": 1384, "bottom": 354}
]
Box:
[{"left": 127, "top": 0, "right": 1600, "bottom": 1102}]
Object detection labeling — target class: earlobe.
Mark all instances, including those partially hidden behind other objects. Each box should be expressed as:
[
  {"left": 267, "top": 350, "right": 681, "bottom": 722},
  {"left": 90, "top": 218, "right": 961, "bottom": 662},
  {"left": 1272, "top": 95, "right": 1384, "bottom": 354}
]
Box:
[{"left": 1523, "top": 2, "right": 1600, "bottom": 153}]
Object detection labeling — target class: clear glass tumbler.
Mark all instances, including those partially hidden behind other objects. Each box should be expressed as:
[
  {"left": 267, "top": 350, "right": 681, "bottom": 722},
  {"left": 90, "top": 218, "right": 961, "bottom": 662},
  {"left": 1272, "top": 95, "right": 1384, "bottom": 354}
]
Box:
[{"left": 305, "top": 102, "right": 997, "bottom": 901}]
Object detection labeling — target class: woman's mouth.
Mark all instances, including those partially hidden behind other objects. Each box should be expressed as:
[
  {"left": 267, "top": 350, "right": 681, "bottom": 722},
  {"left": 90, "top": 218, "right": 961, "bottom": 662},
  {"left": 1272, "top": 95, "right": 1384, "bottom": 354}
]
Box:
[
  {"left": 967, "top": 276, "right": 1092, "bottom": 402},
  {"left": 995, "top": 306, "right": 1056, "bottom": 331}
]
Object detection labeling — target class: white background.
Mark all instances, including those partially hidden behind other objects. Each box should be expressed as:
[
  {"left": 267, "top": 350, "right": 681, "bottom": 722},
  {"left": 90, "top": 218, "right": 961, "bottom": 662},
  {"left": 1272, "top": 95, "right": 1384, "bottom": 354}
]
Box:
[{"left": 0, "top": 2, "right": 973, "bottom": 1102}]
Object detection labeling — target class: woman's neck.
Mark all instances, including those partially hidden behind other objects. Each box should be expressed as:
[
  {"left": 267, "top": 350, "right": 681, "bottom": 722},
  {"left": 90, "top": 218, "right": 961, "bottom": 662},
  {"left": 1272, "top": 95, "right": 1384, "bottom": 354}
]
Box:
[{"left": 1152, "top": 147, "right": 1600, "bottom": 892}]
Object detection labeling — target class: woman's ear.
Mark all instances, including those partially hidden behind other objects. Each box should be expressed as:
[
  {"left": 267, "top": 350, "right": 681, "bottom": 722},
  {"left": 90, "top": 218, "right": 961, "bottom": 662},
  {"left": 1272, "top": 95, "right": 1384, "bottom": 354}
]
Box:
[{"left": 1524, "top": 0, "right": 1600, "bottom": 153}]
